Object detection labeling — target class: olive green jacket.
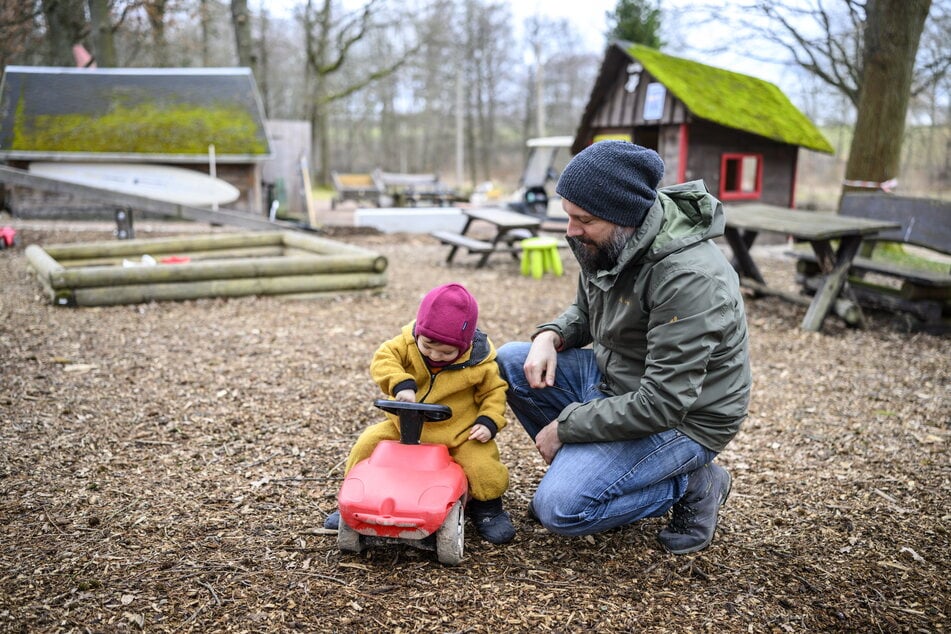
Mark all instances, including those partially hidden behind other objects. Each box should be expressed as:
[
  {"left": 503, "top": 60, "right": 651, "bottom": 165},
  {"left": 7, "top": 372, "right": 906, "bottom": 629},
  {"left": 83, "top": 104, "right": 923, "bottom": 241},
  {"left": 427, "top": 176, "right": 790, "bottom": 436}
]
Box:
[
  {"left": 536, "top": 180, "right": 751, "bottom": 452},
  {"left": 370, "top": 322, "right": 509, "bottom": 445}
]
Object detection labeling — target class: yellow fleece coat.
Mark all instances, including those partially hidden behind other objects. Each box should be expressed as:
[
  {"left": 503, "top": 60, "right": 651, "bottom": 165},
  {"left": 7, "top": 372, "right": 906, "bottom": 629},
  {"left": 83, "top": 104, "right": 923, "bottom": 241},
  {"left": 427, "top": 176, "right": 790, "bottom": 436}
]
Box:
[{"left": 344, "top": 321, "right": 510, "bottom": 501}]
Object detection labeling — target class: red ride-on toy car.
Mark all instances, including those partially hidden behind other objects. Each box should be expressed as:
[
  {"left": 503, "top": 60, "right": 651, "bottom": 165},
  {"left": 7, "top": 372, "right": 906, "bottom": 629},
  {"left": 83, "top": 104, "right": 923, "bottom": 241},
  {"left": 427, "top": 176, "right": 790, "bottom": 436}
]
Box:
[{"left": 336, "top": 399, "right": 468, "bottom": 565}]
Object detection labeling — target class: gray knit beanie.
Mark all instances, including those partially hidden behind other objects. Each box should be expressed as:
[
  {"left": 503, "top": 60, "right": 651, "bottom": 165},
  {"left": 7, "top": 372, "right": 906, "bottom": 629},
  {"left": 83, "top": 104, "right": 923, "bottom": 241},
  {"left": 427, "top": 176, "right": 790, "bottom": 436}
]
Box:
[{"left": 555, "top": 140, "right": 665, "bottom": 227}]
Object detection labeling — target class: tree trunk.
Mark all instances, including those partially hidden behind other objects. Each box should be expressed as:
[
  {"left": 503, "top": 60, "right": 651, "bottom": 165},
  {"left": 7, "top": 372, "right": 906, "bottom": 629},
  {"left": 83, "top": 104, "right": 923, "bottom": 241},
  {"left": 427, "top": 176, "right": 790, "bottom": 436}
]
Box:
[
  {"left": 843, "top": 0, "right": 931, "bottom": 196},
  {"left": 199, "top": 0, "right": 212, "bottom": 67},
  {"left": 41, "top": 0, "right": 86, "bottom": 66},
  {"left": 257, "top": 9, "right": 270, "bottom": 115},
  {"left": 313, "top": 0, "right": 332, "bottom": 187},
  {"left": 145, "top": 1, "right": 169, "bottom": 67},
  {"left": 316, "top": 105, "right": 332, "bottom": 188},
  {"left": 87, "top": 0, "right": 116, "bottom": 67},
  {"left": 231, "top": 0, "right": 255, "bottom": 69}
]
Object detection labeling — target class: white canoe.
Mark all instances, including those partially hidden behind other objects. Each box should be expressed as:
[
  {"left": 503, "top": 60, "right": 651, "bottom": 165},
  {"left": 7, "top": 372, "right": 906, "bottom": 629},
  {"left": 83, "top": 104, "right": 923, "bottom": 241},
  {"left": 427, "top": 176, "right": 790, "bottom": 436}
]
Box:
[{"left": 28, "top": 162, "right": 241, "bottom": 207}]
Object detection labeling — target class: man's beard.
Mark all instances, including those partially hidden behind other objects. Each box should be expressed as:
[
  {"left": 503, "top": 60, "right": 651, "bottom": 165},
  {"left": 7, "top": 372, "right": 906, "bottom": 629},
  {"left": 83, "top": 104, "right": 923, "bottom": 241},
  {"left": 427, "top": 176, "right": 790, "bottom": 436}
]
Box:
[{"left": 567, "top": 225, "right": 636, "bottom": 274}]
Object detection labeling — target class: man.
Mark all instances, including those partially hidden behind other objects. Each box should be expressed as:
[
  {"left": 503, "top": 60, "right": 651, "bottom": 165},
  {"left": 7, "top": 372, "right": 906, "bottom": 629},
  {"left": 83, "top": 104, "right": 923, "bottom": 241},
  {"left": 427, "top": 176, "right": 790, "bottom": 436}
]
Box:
[{"left": 496, "top": 140, "right": 751, "bottom": 554}]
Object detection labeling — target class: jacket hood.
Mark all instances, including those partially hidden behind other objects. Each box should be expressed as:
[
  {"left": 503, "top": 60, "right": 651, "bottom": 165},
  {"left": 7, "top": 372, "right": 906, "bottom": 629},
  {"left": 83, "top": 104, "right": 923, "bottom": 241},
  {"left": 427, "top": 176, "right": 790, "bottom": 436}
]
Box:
[
  {"left": 404, "top": 323, "right": 495, "bottom": 370},
  {"left": 588, "top": 180, "right": 723, "bottom": 286},
  {"left": 649, "top": 180, "right": 725, "bottom": 258},
  {"left": 440, "top": 329, "right": 494, "bottom": 370}
]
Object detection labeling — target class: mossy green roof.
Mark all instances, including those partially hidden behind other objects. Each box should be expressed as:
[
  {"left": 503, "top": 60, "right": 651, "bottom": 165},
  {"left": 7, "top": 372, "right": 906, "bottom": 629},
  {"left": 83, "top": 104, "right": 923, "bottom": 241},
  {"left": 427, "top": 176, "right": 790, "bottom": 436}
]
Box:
[
  {"left": 626, "top": 43, "right": 834, "bottom": 154},
  {"left": 0, "top": 67, "right": 270, "bottom": 159}
]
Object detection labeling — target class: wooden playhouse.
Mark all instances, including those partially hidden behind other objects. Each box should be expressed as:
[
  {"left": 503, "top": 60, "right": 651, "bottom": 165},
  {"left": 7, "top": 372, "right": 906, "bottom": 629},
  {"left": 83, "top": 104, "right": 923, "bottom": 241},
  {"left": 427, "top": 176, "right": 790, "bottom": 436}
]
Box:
[{"left": 572, "top": 42, "right": 835, "bottom": 208}]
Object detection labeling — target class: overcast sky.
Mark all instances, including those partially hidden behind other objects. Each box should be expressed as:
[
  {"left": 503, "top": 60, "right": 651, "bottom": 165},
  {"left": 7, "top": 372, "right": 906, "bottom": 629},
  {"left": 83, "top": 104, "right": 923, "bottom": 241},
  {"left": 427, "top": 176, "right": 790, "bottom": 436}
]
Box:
[{"left": 263, "top": 0, "right": 791, "bottom": 87}]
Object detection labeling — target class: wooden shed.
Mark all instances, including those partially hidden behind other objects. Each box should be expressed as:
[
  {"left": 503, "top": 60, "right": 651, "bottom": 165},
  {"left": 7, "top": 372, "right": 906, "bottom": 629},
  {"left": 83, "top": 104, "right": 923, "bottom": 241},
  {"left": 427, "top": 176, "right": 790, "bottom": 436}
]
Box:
[
  {"left": 0, "top": 66, "right": 272, "bottom": 218},
  {"left": 572, "top": 42, "right": 834, "bottom": 208}
]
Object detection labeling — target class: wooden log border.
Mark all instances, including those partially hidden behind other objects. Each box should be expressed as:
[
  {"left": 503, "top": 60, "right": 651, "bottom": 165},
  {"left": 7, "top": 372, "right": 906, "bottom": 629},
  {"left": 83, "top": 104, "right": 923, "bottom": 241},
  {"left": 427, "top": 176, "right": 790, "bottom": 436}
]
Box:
[{"left": 25, "top": 231, "right": 388, "bottom": 307}]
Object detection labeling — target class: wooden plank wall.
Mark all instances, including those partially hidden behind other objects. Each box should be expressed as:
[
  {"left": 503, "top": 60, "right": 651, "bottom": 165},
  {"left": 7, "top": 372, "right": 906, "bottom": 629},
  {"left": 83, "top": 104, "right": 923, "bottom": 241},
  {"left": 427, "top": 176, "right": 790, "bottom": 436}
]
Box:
[
  {"left": 687, "top": 121, "right": 797, "bottom": 208},
  {"left": 263, "top": 119, "right": 313, "bottom": 216}
]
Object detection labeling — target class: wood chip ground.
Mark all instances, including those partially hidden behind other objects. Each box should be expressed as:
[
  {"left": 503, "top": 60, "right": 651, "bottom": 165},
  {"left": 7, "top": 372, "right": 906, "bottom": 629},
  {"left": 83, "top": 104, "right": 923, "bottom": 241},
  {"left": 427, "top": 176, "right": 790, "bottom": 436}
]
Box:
[{"left": 0, "top": 220, "right": 948, "bottom": 633}]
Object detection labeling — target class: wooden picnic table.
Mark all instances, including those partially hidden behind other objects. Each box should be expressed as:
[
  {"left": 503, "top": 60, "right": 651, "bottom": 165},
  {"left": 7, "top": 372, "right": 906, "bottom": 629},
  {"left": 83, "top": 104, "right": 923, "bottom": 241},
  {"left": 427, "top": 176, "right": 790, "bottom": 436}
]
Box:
[
  {"left": 431, "top": 207, "right": 542, "bottom": 268},
  {"left": 723, "top": 203, "right": 901, "bottom": 332}
]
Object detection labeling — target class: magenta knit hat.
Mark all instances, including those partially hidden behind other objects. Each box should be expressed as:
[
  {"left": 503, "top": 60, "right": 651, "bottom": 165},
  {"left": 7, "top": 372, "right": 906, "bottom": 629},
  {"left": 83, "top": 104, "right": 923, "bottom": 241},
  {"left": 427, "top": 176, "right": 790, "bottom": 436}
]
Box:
[{"left": 415, "top": 283, "right": 479, "bottom": 351}]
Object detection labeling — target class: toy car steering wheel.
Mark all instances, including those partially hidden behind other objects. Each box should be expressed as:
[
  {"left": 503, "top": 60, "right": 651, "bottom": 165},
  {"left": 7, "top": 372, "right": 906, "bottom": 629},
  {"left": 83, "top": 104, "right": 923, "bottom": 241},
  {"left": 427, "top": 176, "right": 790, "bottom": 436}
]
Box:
[{"left": 373, "top": 398, "right": 452, "bottom": 421}]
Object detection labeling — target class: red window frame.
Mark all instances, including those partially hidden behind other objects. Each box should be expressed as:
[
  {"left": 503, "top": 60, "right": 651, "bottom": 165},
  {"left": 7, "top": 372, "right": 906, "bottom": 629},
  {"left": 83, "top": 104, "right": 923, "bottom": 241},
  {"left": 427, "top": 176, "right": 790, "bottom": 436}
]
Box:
[{"left": 718, "top": 153, "right": 763, "bottom": 201}]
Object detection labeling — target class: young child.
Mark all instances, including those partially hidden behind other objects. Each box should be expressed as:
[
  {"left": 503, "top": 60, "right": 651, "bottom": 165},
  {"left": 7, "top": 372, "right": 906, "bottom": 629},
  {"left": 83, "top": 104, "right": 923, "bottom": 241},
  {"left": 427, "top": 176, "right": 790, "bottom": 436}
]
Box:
[{"left": 324, "top": 283, "right": 516, "bottom": 544}]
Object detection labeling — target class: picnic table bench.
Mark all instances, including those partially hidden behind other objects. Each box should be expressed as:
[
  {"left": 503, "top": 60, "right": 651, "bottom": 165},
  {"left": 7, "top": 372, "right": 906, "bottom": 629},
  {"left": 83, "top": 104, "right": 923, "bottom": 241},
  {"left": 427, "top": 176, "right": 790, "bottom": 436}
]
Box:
[
  {"left": 723, "top": 203, "right": 901, "bottom": 332},
  {"left": 330, "top": 171, "right": 386, "bottom": 209},
  {"left": 377, "top": 170, "right": 457, "bottom": 207},
  {"left": 793, "top": 193, "right": 950, "bottom": 332},
  {"left": 432, "top": 207, "right": 543, "bottom": 268}
]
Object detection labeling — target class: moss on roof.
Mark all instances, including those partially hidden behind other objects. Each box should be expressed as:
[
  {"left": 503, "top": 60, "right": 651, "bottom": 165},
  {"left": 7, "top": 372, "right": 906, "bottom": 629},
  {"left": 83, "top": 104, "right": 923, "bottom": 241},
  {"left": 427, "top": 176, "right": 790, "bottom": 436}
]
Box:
[
  {"left": 12, "top": 98, "right": 267, "bottom": 155},
  {"left": 0, "top": 67, "right": 270, "bottom": 157},
  {"left": 626, "top": 43, "right": 834, "bottom": 154}
]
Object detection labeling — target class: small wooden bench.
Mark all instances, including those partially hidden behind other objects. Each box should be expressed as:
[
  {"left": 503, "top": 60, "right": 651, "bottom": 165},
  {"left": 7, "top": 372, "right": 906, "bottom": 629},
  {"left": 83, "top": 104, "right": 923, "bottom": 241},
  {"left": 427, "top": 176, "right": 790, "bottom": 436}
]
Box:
[
  {"left": 330, "top": 171, "right": 386, "bottom": 209},
  {"left": 795, "top": 193, "right": 951, "bottom": 331}
]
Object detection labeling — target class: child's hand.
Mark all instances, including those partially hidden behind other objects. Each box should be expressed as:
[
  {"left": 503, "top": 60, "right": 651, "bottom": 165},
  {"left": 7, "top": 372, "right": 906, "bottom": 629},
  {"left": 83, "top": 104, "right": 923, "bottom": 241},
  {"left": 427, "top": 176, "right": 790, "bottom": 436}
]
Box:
[
  {"left": 469, "top": 424, "right": 491, "bottom": 443},
  {"left": 394, "top": 389, "right": 416, "bottom": 402}
]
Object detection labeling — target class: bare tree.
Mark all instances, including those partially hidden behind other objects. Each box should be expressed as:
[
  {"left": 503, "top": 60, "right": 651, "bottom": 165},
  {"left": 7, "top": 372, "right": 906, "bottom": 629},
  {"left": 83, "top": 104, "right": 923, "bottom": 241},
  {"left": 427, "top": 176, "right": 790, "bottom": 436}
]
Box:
[
  {"left": 198, "top": 0, "right": 212, "bottom": 65},
  {"left": 256, "top": 8, "right": 271, "bottom": 115},
  {"left": 523, "top": 16, "right": 587, "bottom": 139},
  {"left": 907, "top": 2, "right": 951, "bottom": 189},
  {"left": 299, "top": 0, "right": 419, "bottom": 185},
  {"left": 230, "top": 0, "right": 254, "bottom": 68},
  {"left": 86, "top": 0, "right": 117, "bottom": 66},
  {"left": 543, "top": 48, "right": 601, "bottom": 139},
  {"left": 0, "top": 3, "right": 42, "bottom": 68},
  {"left": 524, "top": 16, "right": 552, "bottom": 138},
  {"left": 40, "top": 0, "right": 87, "bottom": 66},
  {"left": 144, "top": 0, "right": 170, "bottom": 66},
  {"left": 844, "top": 0, "right": 932, "bottom": 194},
  {"left": 405, "top": 0, "right": 459, "bottom": 174},
  {"left": 459, "top": 0, "right": 516, "bottom": 184},
  {"left": 755, "top": 1, "right": 949, "bottom": 105},
  {"left": 748, "top": 1, "right": 941, "bottom": 197}
]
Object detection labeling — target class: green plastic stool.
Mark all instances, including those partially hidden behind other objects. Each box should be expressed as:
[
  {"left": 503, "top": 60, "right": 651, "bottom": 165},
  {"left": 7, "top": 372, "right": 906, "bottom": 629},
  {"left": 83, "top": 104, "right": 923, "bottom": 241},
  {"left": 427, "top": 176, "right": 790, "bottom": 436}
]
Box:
[{"left": 520, "top": 237, "right": 564, "bottom": 279}]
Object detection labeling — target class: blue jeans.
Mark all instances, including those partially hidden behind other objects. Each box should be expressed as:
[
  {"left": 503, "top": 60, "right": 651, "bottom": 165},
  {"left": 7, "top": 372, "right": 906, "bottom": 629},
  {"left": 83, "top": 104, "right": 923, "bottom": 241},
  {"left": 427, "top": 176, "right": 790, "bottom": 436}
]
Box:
[{"left": 496, "top": 341, "right": 716, "bottom": 536}]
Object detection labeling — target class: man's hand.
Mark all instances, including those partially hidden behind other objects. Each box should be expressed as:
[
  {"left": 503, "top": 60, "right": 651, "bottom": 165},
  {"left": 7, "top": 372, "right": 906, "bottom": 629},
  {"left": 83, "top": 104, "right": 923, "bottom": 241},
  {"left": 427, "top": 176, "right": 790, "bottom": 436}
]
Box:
[
  {"left": 524, "top": 330, "right": 561, "bottom": 389},
  {"left": 535, "top": 420, "right": 563, "bottom": 465}
]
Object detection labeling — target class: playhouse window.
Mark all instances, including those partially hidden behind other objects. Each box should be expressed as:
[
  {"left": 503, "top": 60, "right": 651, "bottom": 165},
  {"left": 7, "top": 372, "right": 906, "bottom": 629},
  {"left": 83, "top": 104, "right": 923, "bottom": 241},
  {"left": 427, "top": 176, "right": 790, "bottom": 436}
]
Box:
[{"left": 719, "top": 154, "right": 762, "bottom": 200}]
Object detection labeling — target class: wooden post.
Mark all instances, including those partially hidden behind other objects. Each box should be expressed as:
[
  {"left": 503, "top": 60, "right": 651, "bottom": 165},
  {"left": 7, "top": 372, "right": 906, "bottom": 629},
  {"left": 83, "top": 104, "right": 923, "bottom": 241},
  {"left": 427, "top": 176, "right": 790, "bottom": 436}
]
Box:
[
  {"left": 802, "top": 237, "right": 867, "bottom": 331},
  {"left": 114, "top": 207, "right": 134, "bottom": 239},
  {"left": 300, "top": 156, "right": 318, "bottom": 228}
]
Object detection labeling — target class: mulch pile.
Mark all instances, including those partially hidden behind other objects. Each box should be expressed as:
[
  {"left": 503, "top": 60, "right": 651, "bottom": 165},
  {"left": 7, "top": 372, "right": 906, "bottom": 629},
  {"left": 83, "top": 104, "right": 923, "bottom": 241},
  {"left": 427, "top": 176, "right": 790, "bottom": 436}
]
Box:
[{"left": 0, "top": 220, "right": 947, "bottom": 633}]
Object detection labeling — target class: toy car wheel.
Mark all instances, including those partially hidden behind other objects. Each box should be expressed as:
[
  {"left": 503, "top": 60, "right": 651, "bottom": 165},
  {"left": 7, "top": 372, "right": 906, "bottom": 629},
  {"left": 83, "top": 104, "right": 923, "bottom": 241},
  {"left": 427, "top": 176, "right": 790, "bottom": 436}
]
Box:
[
  {"left": 336, "top": 517, "right": 364, "bottom": 554},
  {"left": 435, "top": 499, "right": 464, "bottom": 565}
]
